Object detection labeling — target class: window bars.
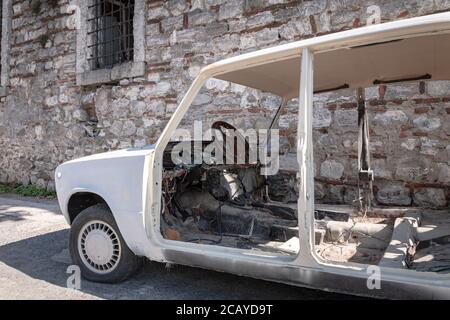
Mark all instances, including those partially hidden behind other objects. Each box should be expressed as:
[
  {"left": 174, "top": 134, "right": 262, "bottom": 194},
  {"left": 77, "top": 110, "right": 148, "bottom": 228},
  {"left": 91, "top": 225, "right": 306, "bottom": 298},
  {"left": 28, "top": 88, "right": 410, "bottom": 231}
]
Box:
[{"left": 87, "top": 0, "right": 135, "bottom": 70}]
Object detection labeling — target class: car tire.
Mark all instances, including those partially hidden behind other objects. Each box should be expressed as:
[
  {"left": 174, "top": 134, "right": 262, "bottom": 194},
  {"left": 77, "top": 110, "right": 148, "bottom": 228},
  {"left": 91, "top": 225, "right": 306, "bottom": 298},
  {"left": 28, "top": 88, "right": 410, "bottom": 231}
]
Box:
[{"left": 69, "top": 204, "right": 142, "bottom": 283}]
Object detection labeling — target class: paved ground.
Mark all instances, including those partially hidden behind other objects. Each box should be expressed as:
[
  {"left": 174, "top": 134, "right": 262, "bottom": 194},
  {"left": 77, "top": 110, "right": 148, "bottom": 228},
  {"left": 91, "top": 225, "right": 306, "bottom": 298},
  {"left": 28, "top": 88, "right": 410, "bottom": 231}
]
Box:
[{"left": 0, "top": 194, "right": 352, "bottom": 300}]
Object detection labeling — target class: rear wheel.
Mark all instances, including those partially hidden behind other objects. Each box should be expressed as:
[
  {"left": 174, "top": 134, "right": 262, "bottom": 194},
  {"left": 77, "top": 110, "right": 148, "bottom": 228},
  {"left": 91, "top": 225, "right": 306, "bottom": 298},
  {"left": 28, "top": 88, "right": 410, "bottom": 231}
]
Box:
[{"left": 69, "top": 204, "right": 142, "bottom": 283}]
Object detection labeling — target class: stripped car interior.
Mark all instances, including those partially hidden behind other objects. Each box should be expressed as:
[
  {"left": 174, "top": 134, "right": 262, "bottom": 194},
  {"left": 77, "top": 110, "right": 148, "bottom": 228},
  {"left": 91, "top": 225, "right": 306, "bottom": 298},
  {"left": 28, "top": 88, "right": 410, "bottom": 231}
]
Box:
[{"left": 160, "top": 24, "right": 450, "bottom": 271}]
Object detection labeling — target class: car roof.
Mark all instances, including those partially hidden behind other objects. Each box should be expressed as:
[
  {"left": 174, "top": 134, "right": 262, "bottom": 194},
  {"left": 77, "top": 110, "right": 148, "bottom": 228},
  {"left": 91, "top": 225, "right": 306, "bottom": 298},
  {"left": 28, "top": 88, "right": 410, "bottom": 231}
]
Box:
[{"left": 199, "top": 12, "right": 450, "bottom": 99}]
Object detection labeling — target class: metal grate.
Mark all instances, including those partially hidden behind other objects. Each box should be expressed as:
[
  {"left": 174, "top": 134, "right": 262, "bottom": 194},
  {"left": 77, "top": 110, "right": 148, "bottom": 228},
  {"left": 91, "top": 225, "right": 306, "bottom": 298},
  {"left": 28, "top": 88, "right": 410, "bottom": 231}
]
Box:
[{"left": 87, "top": 0, "right": 134, "bottom": 70}]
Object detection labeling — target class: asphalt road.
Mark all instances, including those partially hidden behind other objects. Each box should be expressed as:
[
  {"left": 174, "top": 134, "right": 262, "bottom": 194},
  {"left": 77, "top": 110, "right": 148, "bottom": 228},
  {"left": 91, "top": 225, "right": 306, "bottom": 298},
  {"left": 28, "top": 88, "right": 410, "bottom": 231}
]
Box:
[{"left": 0, "top": 194, "right": 352, "bottom": 300}]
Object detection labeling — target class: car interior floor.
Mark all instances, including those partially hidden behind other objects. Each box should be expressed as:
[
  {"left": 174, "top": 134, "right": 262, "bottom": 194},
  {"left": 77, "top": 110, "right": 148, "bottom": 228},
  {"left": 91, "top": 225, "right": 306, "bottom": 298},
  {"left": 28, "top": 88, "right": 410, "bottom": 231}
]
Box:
[{"left": 160, "top": 150, "right": 450, "bottom": 272}]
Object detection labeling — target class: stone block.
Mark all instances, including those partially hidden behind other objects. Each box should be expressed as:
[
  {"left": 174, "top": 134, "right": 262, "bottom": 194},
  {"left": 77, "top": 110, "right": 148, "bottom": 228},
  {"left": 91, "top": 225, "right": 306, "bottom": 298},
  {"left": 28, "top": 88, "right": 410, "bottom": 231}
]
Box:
[
  {"left": 313, "top": 105, "right": 332, "bottom": 128},
  {"left": 218, "top": 0, "right": 244, "bottom": 20},
  {"left": 111, "top": 61, "right": 146, "bottom": 81},
  {"left": 334, "top": 109, "right": 358, "bottom": 127},
  {"left": 413, "top": 188, "right": 447, "bottom": 208},
  {"left": 376, "top": 183, "right": 411, "bottom": 206},
  {"left": 0, "top": 174, "right": 8, "bottom": 184},
  {"left": 320, "top": 160, "right": 344, "bottom": 180},
  {"left": 427, "top": 80, "right": 450, "bottom": 97},
  {"left": 413, "top": 115, "right": 441, "bottom": 132},
  {"left": 372, "top": 110, "right": 408, "bottom": 126}
]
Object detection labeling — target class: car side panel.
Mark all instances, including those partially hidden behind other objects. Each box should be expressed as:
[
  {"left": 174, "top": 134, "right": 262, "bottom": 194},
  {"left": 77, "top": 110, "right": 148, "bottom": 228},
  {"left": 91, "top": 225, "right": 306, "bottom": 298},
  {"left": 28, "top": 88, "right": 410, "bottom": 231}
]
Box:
[{"left": 55, "top": 154, "right": 153, "bottom": 257}]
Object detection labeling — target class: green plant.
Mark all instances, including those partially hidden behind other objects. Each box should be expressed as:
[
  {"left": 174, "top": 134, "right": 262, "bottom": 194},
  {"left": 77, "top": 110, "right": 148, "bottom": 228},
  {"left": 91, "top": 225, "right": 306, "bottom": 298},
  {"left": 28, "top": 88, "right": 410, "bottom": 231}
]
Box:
[
  {"left": 39, "top": 34, "right": 50, "bottom": 47},
  {"left": 0, "top": 184, "right": 15, "bottom": 193},
  {"left": 30, "top": 0, "right": 42, "bottom": 14},
  {"left": 0, "top": 183, "right": 56, "bottom": 198}
]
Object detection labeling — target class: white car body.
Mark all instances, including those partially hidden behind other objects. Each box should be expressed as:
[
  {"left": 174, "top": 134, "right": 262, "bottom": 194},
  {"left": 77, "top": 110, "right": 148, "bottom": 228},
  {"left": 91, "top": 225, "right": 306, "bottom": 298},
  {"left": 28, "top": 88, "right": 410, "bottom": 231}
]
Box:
[{"left": 56, "top": 12, "right": 450, "bottom": 299}]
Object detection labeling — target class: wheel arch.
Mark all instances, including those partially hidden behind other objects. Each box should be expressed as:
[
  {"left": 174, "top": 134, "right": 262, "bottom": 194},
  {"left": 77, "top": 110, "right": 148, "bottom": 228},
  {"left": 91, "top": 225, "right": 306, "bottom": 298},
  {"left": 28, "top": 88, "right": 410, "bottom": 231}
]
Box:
[{"left": 67, "top": 191, "right": 110, "bottom": 224}]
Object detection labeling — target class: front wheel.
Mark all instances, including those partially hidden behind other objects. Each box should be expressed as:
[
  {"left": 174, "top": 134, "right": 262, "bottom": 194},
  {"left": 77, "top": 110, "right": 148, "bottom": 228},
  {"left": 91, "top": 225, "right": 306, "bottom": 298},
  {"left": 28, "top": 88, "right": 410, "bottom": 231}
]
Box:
[{"left": 69, "top": 204, "right": 142, "bottom": 283}]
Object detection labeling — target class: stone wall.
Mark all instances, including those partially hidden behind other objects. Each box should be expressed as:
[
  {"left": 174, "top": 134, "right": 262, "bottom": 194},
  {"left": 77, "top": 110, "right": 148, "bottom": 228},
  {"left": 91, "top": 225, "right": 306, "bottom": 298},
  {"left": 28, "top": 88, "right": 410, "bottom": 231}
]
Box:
[
  {"left": 311, "top": 82, "right": 450, "bottom": 208},
  {"left": 0, "top": 0, "right": 449, "bottom": 208}
]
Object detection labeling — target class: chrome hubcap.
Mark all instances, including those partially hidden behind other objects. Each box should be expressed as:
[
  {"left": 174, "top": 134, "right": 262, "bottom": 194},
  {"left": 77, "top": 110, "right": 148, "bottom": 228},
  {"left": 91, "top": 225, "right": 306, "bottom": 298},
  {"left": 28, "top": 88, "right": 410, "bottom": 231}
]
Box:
[{"left": 78, "top": 220, "right": 121, "bottom": 274}]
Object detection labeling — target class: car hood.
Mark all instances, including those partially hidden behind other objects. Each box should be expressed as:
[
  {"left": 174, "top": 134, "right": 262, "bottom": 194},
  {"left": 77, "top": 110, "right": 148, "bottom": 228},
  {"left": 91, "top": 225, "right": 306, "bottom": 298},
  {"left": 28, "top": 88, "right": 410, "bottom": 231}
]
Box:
[{"left": 62, "top": 144, "right": 155, "bottom": 166}]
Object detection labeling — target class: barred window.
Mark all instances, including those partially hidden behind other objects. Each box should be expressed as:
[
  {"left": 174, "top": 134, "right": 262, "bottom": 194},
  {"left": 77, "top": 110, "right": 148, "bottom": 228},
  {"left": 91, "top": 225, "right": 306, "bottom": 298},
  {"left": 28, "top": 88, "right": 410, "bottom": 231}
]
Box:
[{"left": 87, "top": 0, "right": 135, "bottom": 70}]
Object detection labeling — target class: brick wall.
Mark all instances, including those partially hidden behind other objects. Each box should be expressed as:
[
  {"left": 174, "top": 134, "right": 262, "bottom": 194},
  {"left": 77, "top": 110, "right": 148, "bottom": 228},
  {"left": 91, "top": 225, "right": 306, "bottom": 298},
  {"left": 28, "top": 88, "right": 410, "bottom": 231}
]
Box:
[{"left": 0, "top": 0, "right": 449, "bottom": 208}]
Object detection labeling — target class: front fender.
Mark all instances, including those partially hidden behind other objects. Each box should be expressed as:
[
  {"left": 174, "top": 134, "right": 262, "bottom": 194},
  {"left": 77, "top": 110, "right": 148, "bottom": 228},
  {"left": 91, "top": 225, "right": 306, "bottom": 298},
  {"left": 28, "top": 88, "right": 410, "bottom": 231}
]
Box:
[{"left": 55, "top": 149, "right": 154, "bottom": 256}]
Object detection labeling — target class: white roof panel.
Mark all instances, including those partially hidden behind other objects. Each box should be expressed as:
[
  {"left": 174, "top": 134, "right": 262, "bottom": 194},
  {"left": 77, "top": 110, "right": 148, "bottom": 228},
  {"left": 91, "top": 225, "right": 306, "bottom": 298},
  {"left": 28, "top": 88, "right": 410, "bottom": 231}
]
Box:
[{"left": 207, "top": 12, "right": 450, "bottom": 98}]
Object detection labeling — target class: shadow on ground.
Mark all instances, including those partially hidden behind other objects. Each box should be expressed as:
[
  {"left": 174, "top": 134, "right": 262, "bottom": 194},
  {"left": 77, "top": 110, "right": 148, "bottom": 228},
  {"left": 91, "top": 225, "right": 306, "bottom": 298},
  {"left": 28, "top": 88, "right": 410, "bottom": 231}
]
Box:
[
  {"left": 0, "top": 229, "right": 356, "bottom": 299},
  {"left": 0, "top": 205, "right": 30, "bottom": 223}
]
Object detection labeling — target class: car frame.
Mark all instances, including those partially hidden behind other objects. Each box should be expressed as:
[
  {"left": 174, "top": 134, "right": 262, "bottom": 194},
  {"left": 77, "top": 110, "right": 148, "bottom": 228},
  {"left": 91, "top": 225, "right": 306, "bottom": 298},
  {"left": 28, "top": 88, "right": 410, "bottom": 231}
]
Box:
[{"left": 55, "top": 12, "right": 450, "bottom": 299}]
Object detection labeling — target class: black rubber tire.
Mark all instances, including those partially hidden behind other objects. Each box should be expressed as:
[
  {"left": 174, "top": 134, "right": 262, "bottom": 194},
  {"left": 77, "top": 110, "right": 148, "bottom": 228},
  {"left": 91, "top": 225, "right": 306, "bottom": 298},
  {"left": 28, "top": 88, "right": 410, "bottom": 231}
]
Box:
[{"left": 69, "top": 204, "right": 142, "bottom": 283}]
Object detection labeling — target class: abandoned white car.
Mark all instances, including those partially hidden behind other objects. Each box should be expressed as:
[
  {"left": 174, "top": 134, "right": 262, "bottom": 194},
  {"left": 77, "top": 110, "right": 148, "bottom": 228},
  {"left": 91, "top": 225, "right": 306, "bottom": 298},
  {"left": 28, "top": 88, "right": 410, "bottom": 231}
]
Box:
[{"left": 55, "top": 12, "right": 450, "bottom": 299}]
